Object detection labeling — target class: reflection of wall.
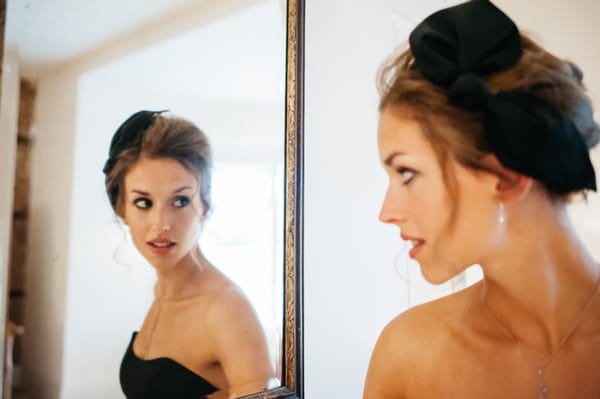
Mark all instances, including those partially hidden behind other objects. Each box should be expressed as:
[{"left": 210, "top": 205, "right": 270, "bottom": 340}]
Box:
[
  {"left": 304, "top": 0, "right": 600, "bottom": 397},
  {"left": 201, "top": 163, "right": 283, "bottom": 370},
  {"left": 23, "top": 70, "right": 278, "bottom": 399},
  {"left": 0, "top": 47, "right": 20, "bottom": 393},
  {"left": 7, "top": 78, "right": 36, "bottom": 381},
  {"left": 23, "top": 65, "right": 78, "bottom": 399},
  {"left": 66, "top": 73, "right": 282, "bottom": 397},
  {"left": 21, "top": 3, "right": 284, "bottom": 397}
]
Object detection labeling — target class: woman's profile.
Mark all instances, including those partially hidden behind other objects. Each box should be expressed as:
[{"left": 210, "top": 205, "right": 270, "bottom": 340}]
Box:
[
  {"left": 103, "top": 110, "right": 275, "bottom": 399},
  {"left": 364, "top": 0, "right": 600, "bottom": 398}
]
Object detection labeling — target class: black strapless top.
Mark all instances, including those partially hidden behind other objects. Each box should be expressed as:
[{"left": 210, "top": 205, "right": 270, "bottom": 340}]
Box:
[{"left": 120, "top": 332, "right": 218, "bottom": 399}]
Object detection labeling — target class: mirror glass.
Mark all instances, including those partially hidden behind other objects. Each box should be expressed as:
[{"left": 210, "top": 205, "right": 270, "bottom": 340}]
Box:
[{"left": 3, "top": 0, "right": 289, "bottom": 397}]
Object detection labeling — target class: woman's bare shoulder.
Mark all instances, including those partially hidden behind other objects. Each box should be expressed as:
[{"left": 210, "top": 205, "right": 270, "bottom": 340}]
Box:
[
  {"left": 174, "top": 266, "right": 255, "bottom": 329},
  {"left": 202, "top": 274, "right": 260, "bottom": 332},
  {"left": 386, "top": 281, "right": 481, "bottom": 341},
  {"left": 202, "top": 274, "right": 274, "bottom": 392},
  {"left": 364, "top": 282, "right": 483, "bottom": 398}
]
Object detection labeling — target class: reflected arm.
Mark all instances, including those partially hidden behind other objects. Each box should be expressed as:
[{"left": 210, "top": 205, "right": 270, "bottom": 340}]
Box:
[{"left": 207, "top": 287, "right": 275, "bottom": 398}]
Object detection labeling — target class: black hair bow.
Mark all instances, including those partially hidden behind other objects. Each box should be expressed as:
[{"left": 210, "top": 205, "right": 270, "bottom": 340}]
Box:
[
  {"left": 102, "top": 110, "right": 168, "bottom": 175},
  {"left": 409, "top": 0, "right": 596, "bottom": 194}
]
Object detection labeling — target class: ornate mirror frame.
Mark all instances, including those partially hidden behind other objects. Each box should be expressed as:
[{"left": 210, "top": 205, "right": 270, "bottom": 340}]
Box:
[
  {"left": 0, "top": 0, "right": 303, "bottom": 397},
  {"left": 242, "top": 0, "right": 304, "bottom": 397},
  {"left": 248, "top": 0, "right": 305, "bottom": 397}
]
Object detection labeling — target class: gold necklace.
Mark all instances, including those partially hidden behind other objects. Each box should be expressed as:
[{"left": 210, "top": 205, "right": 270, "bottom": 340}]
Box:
[
  {"left": 143, "top": 303, "right": 163, "bottom": 359},
  {"left": 483, "top": 275, "right": 600, "bottom": 399}
]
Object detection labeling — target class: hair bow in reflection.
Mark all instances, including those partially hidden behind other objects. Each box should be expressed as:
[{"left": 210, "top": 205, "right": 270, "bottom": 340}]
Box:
[{"left": 103, "top": 110, "right": 168, "bottom": 175}]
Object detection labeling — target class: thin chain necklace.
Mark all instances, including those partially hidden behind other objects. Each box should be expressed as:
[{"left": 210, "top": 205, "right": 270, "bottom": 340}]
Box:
[
  {"left": 142, "top": 263, "right": 205, "bottom": 359},
  {"left": 143, "top": 303, "right": 163, "bottom": 359},
  {"left": 483, "top": 274, "right": 600, "bottom": 399}
]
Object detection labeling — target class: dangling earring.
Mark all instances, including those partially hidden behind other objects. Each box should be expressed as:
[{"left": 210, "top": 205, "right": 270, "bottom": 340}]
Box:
[{"left": 498, "top": 203, "right": 506, "bottom": 224}]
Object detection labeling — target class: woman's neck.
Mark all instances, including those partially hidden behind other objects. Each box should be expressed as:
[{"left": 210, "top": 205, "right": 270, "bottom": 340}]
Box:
[
  {"left": 153, "top": 246, "right": 208, "bottom": 301},
  {"left": 480, "top": 200, "right": 599, "bottom": 351}
]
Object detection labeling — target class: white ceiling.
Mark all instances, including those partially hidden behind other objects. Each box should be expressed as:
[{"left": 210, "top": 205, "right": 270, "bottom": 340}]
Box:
[
  {"left": 7, "top": 0, "right": 598, "bottom": 106},
  {"left": 5, "top": 0, "right": 285, "bottom": 103}
]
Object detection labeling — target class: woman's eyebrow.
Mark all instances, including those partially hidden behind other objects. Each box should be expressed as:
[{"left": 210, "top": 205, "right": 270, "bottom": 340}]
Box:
[
  {"left": 129, "top": 186, "right": 193, "bottom": 196},
  {"left": 173, "top": 186, "right": 193, "bottom": 194},
  {"left": 384, "top": 151, "right": 405, "bottom": 166}
]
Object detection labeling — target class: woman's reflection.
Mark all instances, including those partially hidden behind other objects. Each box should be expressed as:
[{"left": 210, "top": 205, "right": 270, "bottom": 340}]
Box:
[{"left": 102, "top": 110, "right": 274, "bottom": 399}]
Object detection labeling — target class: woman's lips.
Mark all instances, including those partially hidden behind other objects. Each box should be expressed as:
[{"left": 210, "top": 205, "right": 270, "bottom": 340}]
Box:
[
  {"left": 147, "top": 239, "right": 176, "bottom": 254},
  {"left": 401, "top": 234, "right": 425, "bottom": 259}
]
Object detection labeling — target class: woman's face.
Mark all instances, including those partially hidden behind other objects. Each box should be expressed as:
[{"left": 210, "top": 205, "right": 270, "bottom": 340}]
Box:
[
  {"left": 377, "top": 107, "right": 502, "bottom": 284},
  {"left": 121, "top": 157, "right": 205, "bottom": 269}
]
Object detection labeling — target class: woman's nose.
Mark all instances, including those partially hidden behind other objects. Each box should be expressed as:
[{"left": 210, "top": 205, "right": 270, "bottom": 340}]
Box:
[
  {"left": 151, "top": 206, "right": 171, "bottom": 232},
  {"left": 379, "top": 187, "right": 405, "bottom": 224}
]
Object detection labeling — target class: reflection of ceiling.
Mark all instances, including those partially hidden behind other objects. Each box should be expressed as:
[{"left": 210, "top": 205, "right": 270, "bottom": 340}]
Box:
[
  {"left": 5, "top": 0, "right": 284, "bottom": 82},
  {"left": 6, "top": 0, "right": 200, "bottom": 76},
  {"left": 87, "top": 2, "right": 285, "bottom": 104},
  {"left": 6, "top": 0, "right": 284, "bottom": 103}
]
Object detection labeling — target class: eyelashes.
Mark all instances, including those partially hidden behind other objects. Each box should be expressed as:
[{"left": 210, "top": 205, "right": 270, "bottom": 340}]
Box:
[
  {"left": 132, "top": 196, "right": 191, "bottom": 210},
  {"left": 172, "top": 196, "right": 190, "bottom": 208},
  {"left": 396, "top": 167, "right": 417, "bottom": 185},
  {"left": 133, "top": 198, "right": 152, "bottom": 209}
]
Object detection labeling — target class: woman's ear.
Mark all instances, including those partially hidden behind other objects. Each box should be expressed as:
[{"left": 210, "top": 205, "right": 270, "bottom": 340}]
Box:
[
  {"left": 201, "top": 193, "right": 211, "bottom": 220},
  {"left": 480, "top": 154, "right": 533, "bottom": 205}
]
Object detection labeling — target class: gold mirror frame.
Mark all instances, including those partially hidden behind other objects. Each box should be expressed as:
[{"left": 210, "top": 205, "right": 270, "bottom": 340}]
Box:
[
  {"left": 244, "top": 0, "right": 305, "bottom": 397},
  {"left": 0, "top": 0, "right": 303, "bottom": 397},
  {"left": 241, "top": 0, "right": 304, "bottom": 397}
]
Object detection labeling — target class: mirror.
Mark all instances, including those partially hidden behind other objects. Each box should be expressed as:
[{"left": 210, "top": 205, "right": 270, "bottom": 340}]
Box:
[{"left": 0, "top": 0, "right": 303, "bottom": 398}]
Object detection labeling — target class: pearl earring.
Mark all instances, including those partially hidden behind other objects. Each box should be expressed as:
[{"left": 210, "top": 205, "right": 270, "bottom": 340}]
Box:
[{"left": 498, "top": 203, "right": 506, "bottom": 224}]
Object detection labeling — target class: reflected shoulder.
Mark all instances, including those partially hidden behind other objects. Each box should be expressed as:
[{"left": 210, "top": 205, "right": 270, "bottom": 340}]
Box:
[{"left": 205, "top": 283, "right": 259, "bottom": 330}]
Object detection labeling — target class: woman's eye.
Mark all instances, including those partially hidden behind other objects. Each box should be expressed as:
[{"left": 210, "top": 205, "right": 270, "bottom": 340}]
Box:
[
  {"left": 133, "top": 198, "right": 152, "bottom": 209},
  {"left": 397, "top": 167, "right": 416, "bottom": 185},
  {"left": 172, "top": 196, "right": 190, "bottom": 208}
]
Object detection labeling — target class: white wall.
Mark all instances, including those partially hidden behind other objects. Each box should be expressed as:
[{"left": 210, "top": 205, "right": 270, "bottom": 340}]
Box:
[
  {"left": 303, "top": 0, "right": 600, "bottom": 397},
  {"left": 304, "top": 1, "right": 413, "bottom": 397},
  {"left": 495, "top": 0, "right": 600, "bottom": 260}
]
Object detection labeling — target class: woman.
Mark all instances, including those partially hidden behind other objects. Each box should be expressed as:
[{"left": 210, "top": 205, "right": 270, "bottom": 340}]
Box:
[
  {"left": 103, "top": 110, "right": 275, "bottom": 399},
  {"left": 364, "top": 1, "right": 600, "bottom": 398}
]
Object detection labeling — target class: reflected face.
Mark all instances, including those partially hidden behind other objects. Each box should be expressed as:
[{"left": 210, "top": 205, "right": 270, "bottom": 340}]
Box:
[
  {"left": 377, "top": 107, "right": 500, "bottom": 284},
  {"left": 122, "top": 157, "right": 205, "bottom": 268}
]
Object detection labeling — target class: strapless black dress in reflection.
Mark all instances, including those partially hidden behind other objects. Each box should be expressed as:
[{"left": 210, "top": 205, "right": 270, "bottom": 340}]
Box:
[{"left": 120, "top": 332, "right": 218, "bottom": 399}]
